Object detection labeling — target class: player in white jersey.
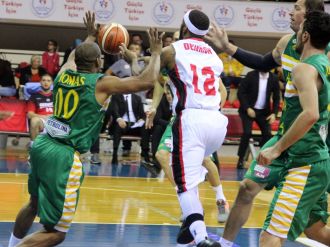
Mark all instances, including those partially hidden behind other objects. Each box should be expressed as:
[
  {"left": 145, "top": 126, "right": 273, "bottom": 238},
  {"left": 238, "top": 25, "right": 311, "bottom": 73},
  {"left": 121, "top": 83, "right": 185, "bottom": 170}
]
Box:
[{"left": 159, "top": 10, "right": 227, "bottom": 247}]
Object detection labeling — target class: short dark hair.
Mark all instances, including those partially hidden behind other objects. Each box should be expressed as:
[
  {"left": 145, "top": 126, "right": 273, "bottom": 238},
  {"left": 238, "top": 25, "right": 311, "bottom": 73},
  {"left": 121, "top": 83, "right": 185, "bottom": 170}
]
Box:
[
  {"left": 188, "top": 10, "right": 209, "bottom": 36},
  {"left": 303, "top": 10, "right": 330, "bottom": 49},
  {"left": 305, "top": 0, "right": 324, "bottom": 13},
  {"left": 48, "top": 39, "right": 58, "bottom": 48},
  {"left": 75, "top": 42, "right": 101, "bottom": 71}
]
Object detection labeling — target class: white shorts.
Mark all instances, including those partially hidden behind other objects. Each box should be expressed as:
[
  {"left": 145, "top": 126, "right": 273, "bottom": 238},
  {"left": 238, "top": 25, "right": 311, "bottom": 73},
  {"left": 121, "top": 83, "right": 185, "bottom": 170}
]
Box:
[{"left": 171, "top": 109, "right": 228, "bottom": 193}]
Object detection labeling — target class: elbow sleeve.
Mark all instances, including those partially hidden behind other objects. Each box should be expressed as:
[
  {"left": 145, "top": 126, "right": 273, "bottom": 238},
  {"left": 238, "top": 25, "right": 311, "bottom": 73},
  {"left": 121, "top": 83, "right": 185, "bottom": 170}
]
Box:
[{"left": 232, "top": 48, "right": 279, "bottom": 72}]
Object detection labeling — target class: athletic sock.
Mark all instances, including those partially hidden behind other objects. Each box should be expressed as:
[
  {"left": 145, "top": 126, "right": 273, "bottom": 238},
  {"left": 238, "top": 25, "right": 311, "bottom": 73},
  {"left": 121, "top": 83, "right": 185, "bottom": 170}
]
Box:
[
  {"left": 189, "top": 220, "right": 208, "bottom": 245},
  {"left": 8, "top": 233, "right": 22, "bottom": 247},
  {"left": 219, "top": 237, "right": 234, "bottom": 247},
  {"left": 213, "top": 184, "right": 226, "bottom": 202}
]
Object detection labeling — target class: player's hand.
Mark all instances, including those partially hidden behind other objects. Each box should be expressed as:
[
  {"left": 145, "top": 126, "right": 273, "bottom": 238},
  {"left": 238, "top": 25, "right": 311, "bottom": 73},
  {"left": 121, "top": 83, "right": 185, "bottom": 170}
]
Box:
[
  {"left": 117, "top": 118, "right": 127, "bottom": 129},
  {"left": 145, "top": 107, "right": 156, "bottom": 129},
  {"left": 147, "top": 28, "right": 164, "bottom": 55},
  {"left": 204, "top": 22, "right": 230, "bottom": 53},
  {"left": 83, "top": 11, "right": 99, "bottom": 38},
  {"left": 257, "top": 146, "right": 281, "bottom": 165},
  {"left": 247, "top": 108, "right": 256, "bottom": 118},
  {"left": 119, "top": 44, "right": 137, "bottom": 63},
  {"left": 267, "top": 113, "right": 276, "bottom": 124}
]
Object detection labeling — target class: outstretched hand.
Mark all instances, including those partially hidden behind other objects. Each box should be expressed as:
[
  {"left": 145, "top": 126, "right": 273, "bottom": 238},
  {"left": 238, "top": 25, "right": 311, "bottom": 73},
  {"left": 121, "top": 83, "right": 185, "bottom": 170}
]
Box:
[
  {"left": 119, "top": 44, "right": 137, "bottom": 63},
  {"left": 147, "top": 28, "right": 164, "bottom": 55},
  {"left": 83, "top": 11, "right": 99, "bottom": 38},
  {"left": 204, "top": 22, "right": 230, "bottom": 53},
  {"left": 145, "top": 107, "right": 156, "bottom": 129}
]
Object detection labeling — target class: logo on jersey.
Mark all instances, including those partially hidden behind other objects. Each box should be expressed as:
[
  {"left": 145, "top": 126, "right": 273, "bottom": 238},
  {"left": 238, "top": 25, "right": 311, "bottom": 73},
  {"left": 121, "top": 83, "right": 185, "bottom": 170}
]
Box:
[
  {"left": 31, "top": 0, "right": 55, "bottom": 18},
  {"left": 213, "top": 5, "right": 234, "bottom": 27},
  {"left": 152, "top": 1, "right": 175, "bottom": 25},
  {"left": 254, "top": 164, "right": 270, "bottom": 179},
  {"left": 94, "top": 0, "right": 114, "bottom": 22},
  {"left": 45, "top": 118, "right": 71, "bottom": 138},
  {"left": 271, "top": 7, "right": 291, "bottom": 31}
]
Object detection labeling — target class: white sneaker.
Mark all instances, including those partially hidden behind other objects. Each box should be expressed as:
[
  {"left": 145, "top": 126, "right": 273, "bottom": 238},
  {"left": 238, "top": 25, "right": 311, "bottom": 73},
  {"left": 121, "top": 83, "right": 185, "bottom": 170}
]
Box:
[
  {"left": 176, "top": 241, "right": 196, "bottom": 247},
  {"left": 217, "top": 199, "right": 230, "bottom": 223}
]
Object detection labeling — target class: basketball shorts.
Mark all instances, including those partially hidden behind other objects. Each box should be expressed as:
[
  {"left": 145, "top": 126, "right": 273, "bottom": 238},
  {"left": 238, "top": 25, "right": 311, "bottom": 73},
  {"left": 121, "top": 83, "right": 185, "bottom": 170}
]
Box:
[
  {"left": 244, "top": 135, "right": 288, "bottom": 190},
  {"left": 263, "top": 159, "right": 330, "bottom": 241},
  {"left": 28, "top": 134, "right": 84, "bottom": 232},
  {"left": 157, "top": 117, "right": 174, "bottom": 153},
  {"left": 171, "top": 109, "right": 228, "bottom": 193}
]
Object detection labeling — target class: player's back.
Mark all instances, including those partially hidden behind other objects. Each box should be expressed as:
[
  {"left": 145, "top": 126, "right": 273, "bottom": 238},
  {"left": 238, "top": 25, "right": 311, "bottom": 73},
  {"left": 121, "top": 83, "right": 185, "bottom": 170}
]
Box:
[
  {"left": 44, "top": 69, "right": 105, "bottom": 153},
  {"left": 168, "top": 38, "right": 223, "bottom": 114}
]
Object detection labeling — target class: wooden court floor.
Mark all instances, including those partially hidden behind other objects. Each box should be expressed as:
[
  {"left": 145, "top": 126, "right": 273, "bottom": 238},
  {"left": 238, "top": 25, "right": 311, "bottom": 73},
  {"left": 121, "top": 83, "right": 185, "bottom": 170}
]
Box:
[{"left": 0, "top": 148, "right": 328, "bottom": 246}]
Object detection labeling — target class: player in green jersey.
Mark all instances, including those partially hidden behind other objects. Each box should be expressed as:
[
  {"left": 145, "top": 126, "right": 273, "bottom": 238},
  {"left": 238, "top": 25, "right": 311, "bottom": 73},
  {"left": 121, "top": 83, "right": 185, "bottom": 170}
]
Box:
[
  {"left": 204, "top": 0, "right": 330, "bottom": 246},
  {"left": 8, "top": 12, "right": 163, "bottom": 247},
  {"left": 257, "top": 11, "right": 330, "bottom": 246}
]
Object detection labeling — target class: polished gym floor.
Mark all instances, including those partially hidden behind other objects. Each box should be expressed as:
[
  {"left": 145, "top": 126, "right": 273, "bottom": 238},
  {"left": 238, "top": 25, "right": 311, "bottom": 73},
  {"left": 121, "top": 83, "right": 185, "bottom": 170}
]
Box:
[{"left": 0, "top": 140, "right": 326, "bottom": 247}]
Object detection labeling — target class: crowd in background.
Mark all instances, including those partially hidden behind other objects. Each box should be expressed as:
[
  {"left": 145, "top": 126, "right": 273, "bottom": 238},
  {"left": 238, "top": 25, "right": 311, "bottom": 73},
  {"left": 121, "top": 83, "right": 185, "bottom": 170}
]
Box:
[{"left": 0, "top": 30, "right": 284, "bottom": 170}]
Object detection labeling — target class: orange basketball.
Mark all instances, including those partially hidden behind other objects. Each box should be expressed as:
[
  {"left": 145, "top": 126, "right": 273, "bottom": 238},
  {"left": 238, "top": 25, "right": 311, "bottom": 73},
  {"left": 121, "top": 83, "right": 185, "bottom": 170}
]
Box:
[{"left": 98, "top": 23, "right": 129, "bottom": 55}]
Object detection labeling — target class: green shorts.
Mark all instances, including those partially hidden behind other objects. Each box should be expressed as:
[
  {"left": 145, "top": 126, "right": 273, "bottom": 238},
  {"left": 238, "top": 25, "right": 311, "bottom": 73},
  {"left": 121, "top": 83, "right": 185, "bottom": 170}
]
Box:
[
  {"left": 157, "top": 117, "right": 174, "bottom": 152},
  {"left": 244, "top": 135, "right": 288, "bottom": 190},
  {"left": 29, "top": 134, "right": 84, "bottom": 232},
  {"left": 263, "top": 159, "right": 330, "bottom": 241}
]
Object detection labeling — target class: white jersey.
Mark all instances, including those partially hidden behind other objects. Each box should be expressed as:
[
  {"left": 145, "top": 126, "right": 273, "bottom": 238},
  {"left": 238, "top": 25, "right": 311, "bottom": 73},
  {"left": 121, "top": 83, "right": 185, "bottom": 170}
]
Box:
[{"left": 168, "top": 38, "right": 223, "bottom": 113}]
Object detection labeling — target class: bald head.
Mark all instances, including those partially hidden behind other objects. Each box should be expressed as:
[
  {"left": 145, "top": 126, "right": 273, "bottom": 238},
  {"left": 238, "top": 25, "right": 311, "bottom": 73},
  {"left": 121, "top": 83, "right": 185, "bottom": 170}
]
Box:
[{"left": 75, "top": 42, "right": 101, "bottom": 72}]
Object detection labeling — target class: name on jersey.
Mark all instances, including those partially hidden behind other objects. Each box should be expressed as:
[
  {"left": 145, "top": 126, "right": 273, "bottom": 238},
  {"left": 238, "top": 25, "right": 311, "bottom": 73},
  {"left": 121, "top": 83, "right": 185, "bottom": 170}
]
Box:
[
  {"left": 183, "top": 43, "right": 212, "bottom": 54},
  {"left": 58, "top": 73, "right": 85, "bottom": 87},
  {"left": 45, "top": 118, "right": 71, "bottom": 138},
  {"left": 39, "top": 102, "right": 53, "bottom": 108}
]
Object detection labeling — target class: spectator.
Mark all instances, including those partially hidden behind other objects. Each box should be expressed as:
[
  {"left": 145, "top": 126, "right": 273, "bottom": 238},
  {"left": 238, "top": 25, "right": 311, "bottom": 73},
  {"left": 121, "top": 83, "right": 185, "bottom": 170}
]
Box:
[
  {"left": 219, "top": 40, "right": 244, "bottom": 89},
  {"left": 110, "top": 93, "right": 149, "bottom": 165},
  {"left": 42, "top": 39, "right": 60, "bottom": 78},
  {"left": 61, "top": 39, "right": 82, "bottom": 66},
  {"left": 131, "top": 33, "right": 148, "bottom": 56},
  {"left": 236, "top": 70, "right": 280, "bottom": 169},
  {"left": 18, "top": 55, "right": 47, "bottom": 85},
  {"left": 163, "top": 34, "right": 173, "bottom": 47},
  {"left": 172, "top": 31, "right": 179, "bottom": 42},
  {"left": 27, "top": 74, "right": 53, "bottom": 146},
  {"left": 0, "top": 58, "right": 16, "bottom": 97}
]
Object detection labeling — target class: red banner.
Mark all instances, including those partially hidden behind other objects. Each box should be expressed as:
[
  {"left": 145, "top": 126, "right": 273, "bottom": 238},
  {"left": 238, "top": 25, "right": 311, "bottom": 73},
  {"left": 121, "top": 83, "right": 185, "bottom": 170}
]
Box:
[{"left": 0, "top": 99, "right": 28, "bottom": 133}]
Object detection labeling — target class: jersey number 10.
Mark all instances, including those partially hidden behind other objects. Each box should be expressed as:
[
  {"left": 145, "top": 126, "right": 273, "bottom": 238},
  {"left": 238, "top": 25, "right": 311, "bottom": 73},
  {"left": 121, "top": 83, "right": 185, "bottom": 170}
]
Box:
[{"left": 53, "top": 88, "right": 79, "bottom": 120}]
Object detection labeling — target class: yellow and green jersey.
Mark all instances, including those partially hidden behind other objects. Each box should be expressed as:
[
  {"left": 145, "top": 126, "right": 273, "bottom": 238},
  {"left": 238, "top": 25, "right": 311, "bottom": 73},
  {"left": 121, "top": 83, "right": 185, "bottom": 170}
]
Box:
[
  {"left": 45, "top": 69, "right": 105, "bottom": 153},
  {"left": 282, "top": 54, "right": 330, "bottom": 165}
]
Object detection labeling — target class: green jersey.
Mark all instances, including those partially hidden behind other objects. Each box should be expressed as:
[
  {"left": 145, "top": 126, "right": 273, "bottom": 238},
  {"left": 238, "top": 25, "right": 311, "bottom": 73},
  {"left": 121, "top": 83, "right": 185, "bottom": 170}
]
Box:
[
  {"left": 278, "top": 36, "right": 330, "bottom": 136},
  {"left": 282, "top": 54, "right": 330, "bottom": 165},
  {"left": 45, "top": 69, "right": 105, "bottom": 153}
]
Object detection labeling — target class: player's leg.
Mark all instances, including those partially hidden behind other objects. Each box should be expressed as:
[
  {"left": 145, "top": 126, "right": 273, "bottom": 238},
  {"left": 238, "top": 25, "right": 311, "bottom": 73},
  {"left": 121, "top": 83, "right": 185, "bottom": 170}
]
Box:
[
  {"left": 303, "top": 191, "right": 330, "bottom": 245},
  {"left": 260, "top": 160, "right": 330, "bottom": 247},
  {"left": 156, "top": 119, "right": 175, "bottom": 187},
  {"left": 221, "top": 135, "right": 285, "bottom": 246},
  {"left": 173, "top": 111, "right": 220, "bottom": 246},
  {"left": 203, "top": 157, "right": 229, "bottom": 223},
  {"left": 8, "top": 196, "right": 38, "bottom": 247}
]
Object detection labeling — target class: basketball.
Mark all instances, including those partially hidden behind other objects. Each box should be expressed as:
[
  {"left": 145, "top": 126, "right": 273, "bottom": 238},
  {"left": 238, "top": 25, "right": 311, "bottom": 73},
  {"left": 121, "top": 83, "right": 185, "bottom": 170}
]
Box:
[{"left": 98, "top": 23, "right": 129, "bottom": 55}]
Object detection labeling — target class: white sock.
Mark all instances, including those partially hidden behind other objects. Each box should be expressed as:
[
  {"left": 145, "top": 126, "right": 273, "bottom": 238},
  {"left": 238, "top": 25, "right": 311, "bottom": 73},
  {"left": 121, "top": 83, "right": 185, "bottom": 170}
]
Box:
[
  {"left": 8, "top": 233, "right": 22, "bottom": 247},
  {"left": 212, "top": 185, "right": 226, "bottom": 202},
  {"left": 219, "top": 237, "right": 234, "bottom": 247},
  {"left": 189, "top": 220, "right": 208, "bottom": 245}
]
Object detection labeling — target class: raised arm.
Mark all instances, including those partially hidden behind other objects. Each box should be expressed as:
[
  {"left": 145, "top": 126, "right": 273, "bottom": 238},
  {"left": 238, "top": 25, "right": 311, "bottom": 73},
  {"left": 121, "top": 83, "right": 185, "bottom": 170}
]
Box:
[
  {"left": 96, "top": 28, "right": 163, "bottom": 96},
  {"left": 58, "top": 11, "right": 98, "bottom": 75},
  {"left": 204, "top": 23, "right": 292, "bottom": 71}
]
